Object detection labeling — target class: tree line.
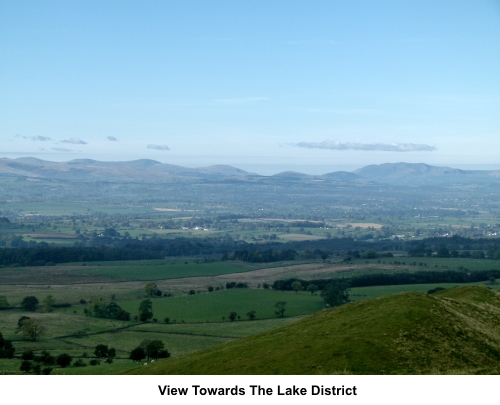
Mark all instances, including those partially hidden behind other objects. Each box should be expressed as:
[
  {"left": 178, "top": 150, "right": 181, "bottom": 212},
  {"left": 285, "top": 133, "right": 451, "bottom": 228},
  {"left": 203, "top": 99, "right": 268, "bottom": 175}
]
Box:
[
  {"left": 1, "top": 235, "right": 500, "bottom": 267},
  {"left": 272, "top": 269, "right": 500, "bottom": 291}
]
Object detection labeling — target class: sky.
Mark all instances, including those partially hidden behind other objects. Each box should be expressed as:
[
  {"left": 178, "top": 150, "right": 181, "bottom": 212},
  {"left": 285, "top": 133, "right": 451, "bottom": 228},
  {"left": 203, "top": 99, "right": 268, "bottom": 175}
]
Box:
[{"left": 1, "top": 0, "right": 499, "bottom": 174}]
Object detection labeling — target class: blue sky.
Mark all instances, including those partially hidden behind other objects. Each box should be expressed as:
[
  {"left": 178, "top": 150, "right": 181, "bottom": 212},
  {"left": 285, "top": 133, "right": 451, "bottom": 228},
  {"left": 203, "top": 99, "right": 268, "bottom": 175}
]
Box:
[{"left": 1, "top": 1, "right": 499, "bottom": 174}]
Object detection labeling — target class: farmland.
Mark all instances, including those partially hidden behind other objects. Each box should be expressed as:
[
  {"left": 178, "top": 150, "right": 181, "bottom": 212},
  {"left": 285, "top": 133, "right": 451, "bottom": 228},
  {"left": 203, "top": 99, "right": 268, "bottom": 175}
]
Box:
[{"left": 1, "top": 160, "right": 500, "bottom": 375}]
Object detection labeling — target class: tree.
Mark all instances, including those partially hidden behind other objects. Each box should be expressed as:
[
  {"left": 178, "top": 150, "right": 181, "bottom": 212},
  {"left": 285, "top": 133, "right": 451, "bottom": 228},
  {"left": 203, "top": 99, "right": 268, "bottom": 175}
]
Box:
[
  {"left": 21, "top": 296, "right": 39, "bottom": 311},
  {"left": 56, "top": 353, "right": 72, "bottom": 368},
  {"left": 362, "top": 249, "right": 378, "bottom": 259},
  {"left": 274, "top": 301, "right": 287, "bottom": 318},
  {"left": 138, "top": 299, "right": 153, "bottom": 322},
  {"left": 144, "top": 282, "right": 159, "bottom": 297},
  {"left": 94, "top": 344, "right": 109, "bottom": 358},
  {"left": 0, "top": 295, "right": 9, "bottom": 308},
  {"left": 139, "top": 339, "right": 170, "bottom": 360},
  {"left": 436, "top": 246, "right": 450, "bottom": 258},
  {"left": 0, "top": 332, "right": 15, "bottom": 359},
  {"left": 19, "top": 318, "right": 45, "bottom": 341},
  {"left": 129, "top": 347, "right": 146, "bottom": 361},
  {"left": 22, "top": 350, "right": 35, "bottom": 361},
  {"left": 246, "top": 310, "right": 256, "bottom": 320},
  {"left": 20, "top": 360, "right": 32, "bottom": 373},
  {"left": 292, "top": 281, "right": 303, "bottom": 294},
  {"left": 42, "top": 295, "right": 56, "bottom": 312},
  {"left": 307, "top": 284, "right": 319, "bottom": 295},
  {"left": 17, "top": 316, "right": 30, "bottom": 330},
  {"left": 107, "top": 348, "right": 116, "bottom": 359},
  {"left": 228, "top": 311, "right": 237, "bottom": 322},
  {"left": 321, "top": 280, "right": 350, "bottom": 307}
]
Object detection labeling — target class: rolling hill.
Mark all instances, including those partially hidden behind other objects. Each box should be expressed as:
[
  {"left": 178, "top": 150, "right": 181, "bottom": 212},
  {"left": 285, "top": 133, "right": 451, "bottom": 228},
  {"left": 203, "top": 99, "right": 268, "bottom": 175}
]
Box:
[
  {"left": 355, "top": 162, "right": 500, "bottom": 186},
  {"left": 127, "top": 286, "right": 500, "bottom": 374},
  {"left": 1, "top": 158, "right": 499, "bottom": 185}
]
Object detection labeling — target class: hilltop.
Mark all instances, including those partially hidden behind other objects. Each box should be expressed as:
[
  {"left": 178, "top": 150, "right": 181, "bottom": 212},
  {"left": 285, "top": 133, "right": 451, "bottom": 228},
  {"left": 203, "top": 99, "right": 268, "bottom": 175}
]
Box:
[
  {"left": 355, "top": 162, "right": 500, "bottom": 186},
  {"left": 127, "top": 286, "right": 500, "bottom": 374},
  {"left": 1, "top": 158, "right": 499, "bottom": 185}
]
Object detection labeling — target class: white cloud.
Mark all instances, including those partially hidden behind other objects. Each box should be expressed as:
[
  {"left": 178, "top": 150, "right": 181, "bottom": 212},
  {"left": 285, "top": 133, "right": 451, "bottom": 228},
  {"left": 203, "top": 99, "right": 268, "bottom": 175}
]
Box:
[
  {"left": 293, "top": 140, "right": 436, "bottom": 152},
  {"left": 52, "top": 147, "right": 73, "bottom": 152},
  {"left": 61, "top": 137, "right": 88, "bottom": 145},
  {"left": 107, "top": 136, "right": 118, "bottom": 141},
  {"left": 147, "top": 144, "right": 170, "bottom": 151}
]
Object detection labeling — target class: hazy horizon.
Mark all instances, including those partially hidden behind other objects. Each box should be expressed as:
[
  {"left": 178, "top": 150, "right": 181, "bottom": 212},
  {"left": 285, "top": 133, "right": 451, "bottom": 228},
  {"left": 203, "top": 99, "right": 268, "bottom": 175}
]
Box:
[{"left": 2, "top": 153, "right": 500, "bottom": 177}]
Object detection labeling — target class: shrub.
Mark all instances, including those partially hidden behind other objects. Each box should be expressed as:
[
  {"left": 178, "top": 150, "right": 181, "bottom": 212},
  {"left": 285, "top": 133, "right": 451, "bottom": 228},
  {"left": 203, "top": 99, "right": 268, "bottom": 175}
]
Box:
[
  {"left": 73, "top": 359, "right": 87, "bottom": 367},
  {"left": 56, "top": 353, "right": 72, "bottom": 368},
  {"left": 22, "top": 350, "right": 35, "bottom": 361},
  {"left": 21, "top": 296, "right": 39, "bottom": 311},
  {"left": 20, "top": 360, "right": 32, "bottom": 373}
]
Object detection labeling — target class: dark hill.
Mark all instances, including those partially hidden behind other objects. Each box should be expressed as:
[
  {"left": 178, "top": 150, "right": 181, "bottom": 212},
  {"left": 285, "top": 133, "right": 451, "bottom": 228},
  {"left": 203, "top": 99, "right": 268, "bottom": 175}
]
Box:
[
  {"left": 128, "top": 286, "right": 500, "bottom": 374},
  {"left": 0, "top": 157, "right": 254, "bottom": 182}
]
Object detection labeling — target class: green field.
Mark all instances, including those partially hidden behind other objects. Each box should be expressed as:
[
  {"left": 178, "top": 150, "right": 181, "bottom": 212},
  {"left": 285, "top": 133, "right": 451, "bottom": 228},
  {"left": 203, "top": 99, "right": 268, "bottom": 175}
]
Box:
[
  {"left": 128, "top": 286, "right": 500, "bottom": 375},
  {"left": 117, "top": 289, "right": 325, "bottom": 322},
  {"left": 73, "top": 261, "right": 261, "bottom": 280}
]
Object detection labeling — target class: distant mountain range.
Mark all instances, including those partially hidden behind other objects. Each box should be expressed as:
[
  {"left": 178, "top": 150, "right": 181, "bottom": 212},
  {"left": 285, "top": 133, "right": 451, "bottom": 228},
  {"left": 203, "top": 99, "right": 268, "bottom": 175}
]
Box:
[{"left": 1, "top": 157, "right": 499, "bottom": 186}]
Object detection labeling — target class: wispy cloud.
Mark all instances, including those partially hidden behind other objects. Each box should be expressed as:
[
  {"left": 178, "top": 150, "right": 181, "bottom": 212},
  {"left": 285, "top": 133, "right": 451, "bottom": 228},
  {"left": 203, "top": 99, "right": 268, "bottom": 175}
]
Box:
[
  {"left": 107, "top": 136, "right": 118, "bottom": 141},
  {"left": 52, "top": 147, "right": 73, "bottom": 152},
  {"left": 14, "top": 134, "right": 52, "bottom": 141},
  {"left": 212, "top": 97, "right": 268, "bottom": 105},
  {"left": 61, "top": 137, "right": 88, "bottom": 145},
  {"left": 147, "top": 144, "right": 170, "bottom": 151},
  {"left": 293, "top": 140, "right": 436, "bottom": 152},
  {"left": 32, "top": 135, "right": 52, "bottom": 141}
]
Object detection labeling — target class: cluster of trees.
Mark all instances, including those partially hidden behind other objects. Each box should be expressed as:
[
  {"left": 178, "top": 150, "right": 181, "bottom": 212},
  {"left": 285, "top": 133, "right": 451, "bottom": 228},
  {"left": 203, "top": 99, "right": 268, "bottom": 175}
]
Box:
[
  {"left": 144, "top": 282, "right": 162, "bottom": 297},
  {"left": 84, "top": 300, "right": 131, "bottom": 321},
  {"left": 224, "top": 248, "right": 297, "bottom": 263},
  {"left": 19, "top": 343, "right": 118, "bottom": 373},
  {"left": 347, "top": 269, "right": 500, "bottom": 288},
  {"left": 129, "top": 339, "right": 170, "bottom": 361},
  {"left": 225, "top": 282, "right": 248, "bottom": 289},
  {"left": 273, "top": 269, "right": 500, "bottom": 296},
  {"left": 93, "top": 344, "right": 116, "bottom": 364},
  {"left": 18, "top": 350, "right": 71, "bottom": 374}
]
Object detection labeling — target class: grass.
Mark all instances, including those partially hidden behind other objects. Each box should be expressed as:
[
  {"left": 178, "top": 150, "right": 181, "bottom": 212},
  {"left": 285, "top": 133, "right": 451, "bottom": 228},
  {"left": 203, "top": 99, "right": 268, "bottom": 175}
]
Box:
[
  {"left": 128, "top": 286, "right": 500, "bottom": 375},
  {"left": 350, "top": 281, "right": 500, "bottom": 302},
  {"left": 73, "top": 261, "right": 263, "bottom": 280},
  {"left": 117, "top": 289, "right": 325, "bottom": 323}
]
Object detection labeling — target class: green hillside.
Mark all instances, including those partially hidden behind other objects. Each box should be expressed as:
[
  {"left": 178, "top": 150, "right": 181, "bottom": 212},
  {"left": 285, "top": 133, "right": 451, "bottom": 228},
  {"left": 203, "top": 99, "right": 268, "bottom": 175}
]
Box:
[{"left": 127, "top": 286, "right": 500, "bottom": 374}]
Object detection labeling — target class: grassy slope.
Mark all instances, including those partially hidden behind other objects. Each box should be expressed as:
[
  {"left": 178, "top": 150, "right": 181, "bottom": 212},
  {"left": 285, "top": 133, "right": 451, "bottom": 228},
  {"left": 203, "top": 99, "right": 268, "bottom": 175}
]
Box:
[{"left": 127, "top": 286, "right": 500, "bottom": 375}]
